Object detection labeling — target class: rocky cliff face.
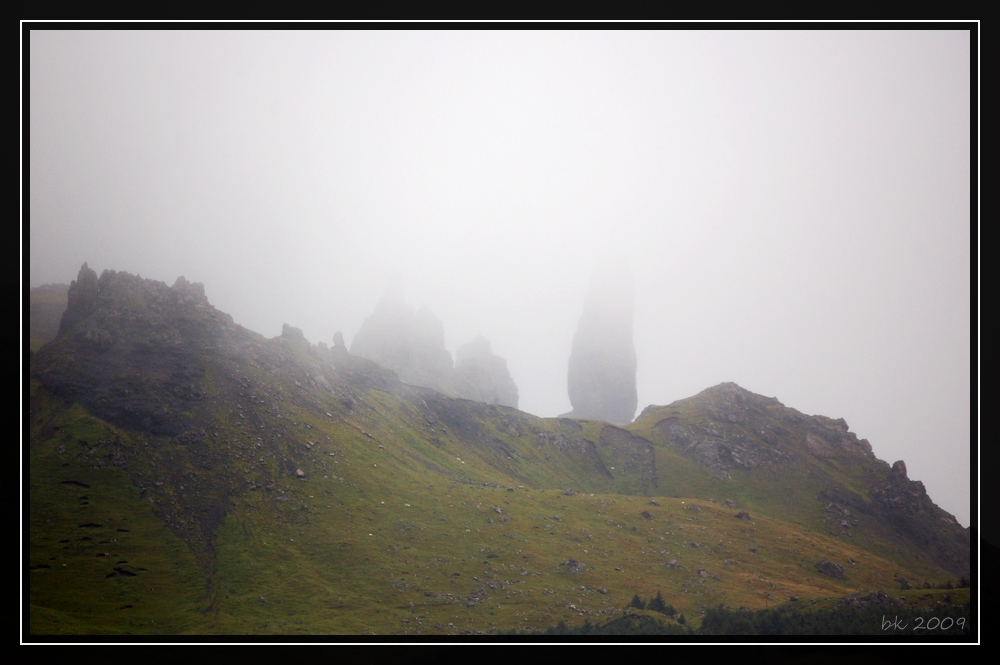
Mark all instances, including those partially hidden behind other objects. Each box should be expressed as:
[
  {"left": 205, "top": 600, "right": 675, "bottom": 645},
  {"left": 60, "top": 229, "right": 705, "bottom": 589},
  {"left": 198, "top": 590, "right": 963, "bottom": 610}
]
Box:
[
  {"left": 563, "top": 268, "right": 637, "bottom": 424},
  {"left": 34, "top": 264, "right": 248, "bottom": 437},
  {"left": 453, "top": 336, "right": 518, "bottom": 408},
  {"left": 350, "top": 288, "right": 518, "bottom": 408}
]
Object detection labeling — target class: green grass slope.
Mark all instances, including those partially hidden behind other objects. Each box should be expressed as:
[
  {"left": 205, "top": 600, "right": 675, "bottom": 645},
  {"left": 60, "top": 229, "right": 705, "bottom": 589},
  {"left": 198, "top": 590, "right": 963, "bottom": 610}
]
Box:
[{"left": 26, "top": 266, "right": 969, "bottom": 636}]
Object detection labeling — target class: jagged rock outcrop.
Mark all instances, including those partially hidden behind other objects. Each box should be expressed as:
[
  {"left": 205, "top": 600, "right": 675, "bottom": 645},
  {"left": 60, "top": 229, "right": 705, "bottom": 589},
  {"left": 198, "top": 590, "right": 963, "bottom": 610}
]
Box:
[
  {"left": 31, "top": 264, "right": 402, "bottom": 564},
  {"left": 34, "top": 264, "right": 240, "bottom": 437},
  {"left": 350, "top": 287, "right": 455, "bottom": 396},
  {"left": 638, "top": 381, "right": 970, "bottom": 578},
  {"left": 645, "top": 383, "right": 879, "bottom": 479},
  {"left": 350, "top": 285, "right": 518, "bottom": 407},
  {"left": 562, "top": 268, "right": 637, "bottom": 424},
  {"left": 280, "top": 323, "right": 309, "bottom": 352},
  {"left": 332, "top": 331, "right": 349, "bottom": 358},
  {"left": 453, "top": 336, "right": 518, "bottom": 408}
]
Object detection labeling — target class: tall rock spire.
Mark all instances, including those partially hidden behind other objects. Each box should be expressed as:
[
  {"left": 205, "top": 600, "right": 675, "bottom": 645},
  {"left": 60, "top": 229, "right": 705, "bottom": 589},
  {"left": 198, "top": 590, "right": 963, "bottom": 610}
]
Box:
[{"left": 563, "top": 266, "right": 637, "bottom": 424}]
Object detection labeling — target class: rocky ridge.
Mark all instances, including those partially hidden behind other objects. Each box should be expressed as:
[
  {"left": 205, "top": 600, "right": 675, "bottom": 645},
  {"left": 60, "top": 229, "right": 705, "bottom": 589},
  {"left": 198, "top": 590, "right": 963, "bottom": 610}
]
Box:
[
  {"left": 28, "top": 265, "right": 969, "bottom": 635},
  {"left": 636, "top": 382, "right": 969, "bottom": 577}
]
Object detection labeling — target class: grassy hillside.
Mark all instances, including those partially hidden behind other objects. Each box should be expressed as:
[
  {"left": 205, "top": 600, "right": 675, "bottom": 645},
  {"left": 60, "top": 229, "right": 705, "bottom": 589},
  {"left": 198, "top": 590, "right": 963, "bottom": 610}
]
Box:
[
  {"left": 26, "top": 267, "right": 969, "bottom": 636},
  {"left": 28, "top": 377, "right": 963, "bottom": 635}
]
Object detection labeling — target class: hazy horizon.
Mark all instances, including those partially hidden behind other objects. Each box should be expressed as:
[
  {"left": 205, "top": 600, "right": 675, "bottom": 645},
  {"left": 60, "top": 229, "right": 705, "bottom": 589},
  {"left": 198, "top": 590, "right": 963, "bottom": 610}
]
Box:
[{"left": 27, "top": 30, "right": 972, "bottom": 526}]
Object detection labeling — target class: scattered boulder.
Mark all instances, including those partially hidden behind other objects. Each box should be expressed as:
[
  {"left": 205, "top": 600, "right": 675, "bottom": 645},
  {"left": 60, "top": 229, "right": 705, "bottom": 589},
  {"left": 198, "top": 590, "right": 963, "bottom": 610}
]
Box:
[
  {"left": 295, "top": 469, "right": 306, "bottom": 479},
  {"left": 563, "top": 489, "right": 577, "bottom": 496},
  {"left": 174, "top": 428, "right": 207, "bottom": 445},
  {"left": 724, "top": 499, "right": 736, "bottom": 508},
  {"left": 105, "top": 567, "right": 136, "bottom": 578},
  {"left": 839, "top": 590, "right": 900, "bottom": 609},
  {"left": 735, "top": 511, "right": 751, "bottom": 520},
  {"left": 640, "top": 510, "right": 653, "bottom": 520},
  {"left": 816, "top": 559, "right": 846, "bottom": 579},
  {"left": 560, "top": 559, "right": 586, "bottom": 574}
]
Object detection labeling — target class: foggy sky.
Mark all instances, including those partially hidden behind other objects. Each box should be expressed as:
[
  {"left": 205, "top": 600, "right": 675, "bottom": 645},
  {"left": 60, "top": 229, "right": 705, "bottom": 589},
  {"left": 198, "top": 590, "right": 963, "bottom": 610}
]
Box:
[{"left": 27, "top": 30, "right": 972, "bottom": 526}]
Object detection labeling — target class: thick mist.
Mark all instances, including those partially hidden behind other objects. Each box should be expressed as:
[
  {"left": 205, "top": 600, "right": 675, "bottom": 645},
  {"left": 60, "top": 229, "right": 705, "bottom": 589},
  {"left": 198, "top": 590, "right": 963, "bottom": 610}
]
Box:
[{"left": 27, "top": 30, "right": 972, "bottom": 526}]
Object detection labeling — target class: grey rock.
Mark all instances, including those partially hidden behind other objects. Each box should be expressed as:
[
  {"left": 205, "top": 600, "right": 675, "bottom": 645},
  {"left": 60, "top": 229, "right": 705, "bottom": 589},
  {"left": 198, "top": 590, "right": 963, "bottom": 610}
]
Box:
[
  {"left": 351, "top": 284, "right": 455, "bottom": 394},
  {"left": 351, "top": 284, "right": 519, "bottom": 407},
  {"left": 816, "top": 559, "right": 845, "bottom": 579},
  {"left": 453, "top": 336, "right": 519, "bottom": 408},
  {"left": 331, "top": 331, "right": 349, "bottom": 359},
  {"left": 562, "top": 267, "right": 637, "bottom": 425}
]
